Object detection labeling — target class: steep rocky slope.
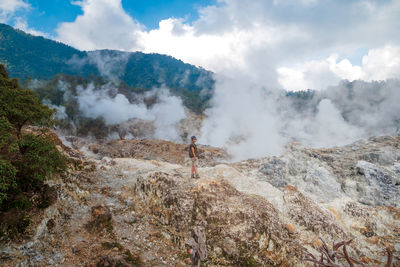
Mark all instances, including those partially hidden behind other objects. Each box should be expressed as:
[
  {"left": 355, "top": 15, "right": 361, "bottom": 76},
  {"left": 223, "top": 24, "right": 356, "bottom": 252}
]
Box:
[{"left": 1, "top": 135, "right": 399, "bottom": 266}]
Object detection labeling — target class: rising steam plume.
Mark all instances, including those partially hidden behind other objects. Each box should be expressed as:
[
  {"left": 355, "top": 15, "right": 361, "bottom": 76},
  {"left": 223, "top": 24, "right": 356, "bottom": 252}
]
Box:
[
  {"left": 200, "top": 75, "right": 400, "bottom": 160},
  {"left": 44, "top": 74, "right": 400, "bottom": 161},
  {"left": 36, "top": 50, "right": 400, "bottom": 161}
]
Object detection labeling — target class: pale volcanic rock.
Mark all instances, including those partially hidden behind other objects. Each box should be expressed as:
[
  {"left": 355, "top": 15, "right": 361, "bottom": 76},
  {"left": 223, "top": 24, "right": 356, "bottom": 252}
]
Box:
[
  {"left": 1, "top": 134, "right": 399, "bottom": 266},
  {"left": 133, "top": 172, "right": 298, "bottom": 265}
]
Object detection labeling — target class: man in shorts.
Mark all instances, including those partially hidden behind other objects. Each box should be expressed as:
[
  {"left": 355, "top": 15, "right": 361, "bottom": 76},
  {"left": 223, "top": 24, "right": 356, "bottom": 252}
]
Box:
[{"left": 189, "top": 136, "right": 200, "bottom": 179}]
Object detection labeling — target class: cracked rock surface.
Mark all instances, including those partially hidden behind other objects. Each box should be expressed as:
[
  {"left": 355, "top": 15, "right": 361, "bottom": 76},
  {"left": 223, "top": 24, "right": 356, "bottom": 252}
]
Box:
[{"left": 1, "top": 135, "right": 399, "bottom": 266}]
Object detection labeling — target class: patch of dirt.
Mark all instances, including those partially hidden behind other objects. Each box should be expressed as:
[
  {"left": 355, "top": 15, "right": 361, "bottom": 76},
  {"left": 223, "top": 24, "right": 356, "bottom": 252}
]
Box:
[{"left": 88, "top": 139, "right": 228, "bottom": 166}]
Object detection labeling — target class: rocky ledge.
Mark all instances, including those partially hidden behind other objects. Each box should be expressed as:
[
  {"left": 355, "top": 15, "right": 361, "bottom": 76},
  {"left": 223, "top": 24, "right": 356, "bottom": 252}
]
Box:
[{"left": 0, "top": 135, "right": 399, "bottom": 266}]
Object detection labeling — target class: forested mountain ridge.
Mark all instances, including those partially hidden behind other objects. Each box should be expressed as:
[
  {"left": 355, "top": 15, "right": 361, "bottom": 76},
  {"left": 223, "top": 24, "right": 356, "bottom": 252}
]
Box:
[
  {"left": 0, "top": 23, "right": 94, "bottom": 80},
  {"left": 0, "top": 23, "right": 214, "bottom": 91}
]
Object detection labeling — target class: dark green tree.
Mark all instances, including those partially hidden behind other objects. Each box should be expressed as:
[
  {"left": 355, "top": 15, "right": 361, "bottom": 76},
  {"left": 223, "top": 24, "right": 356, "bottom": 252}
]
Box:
[
  {"left": 0, "top": 64, "right": 66, "bottom": 209},
  {"left": 0, "top": 65, "right": 55, "bottom": 138}
]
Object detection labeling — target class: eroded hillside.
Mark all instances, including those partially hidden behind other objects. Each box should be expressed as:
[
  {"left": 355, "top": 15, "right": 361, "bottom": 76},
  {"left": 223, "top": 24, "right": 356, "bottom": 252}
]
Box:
[{"left": 1, "top": 134, "right": 399, "bottom": 266}]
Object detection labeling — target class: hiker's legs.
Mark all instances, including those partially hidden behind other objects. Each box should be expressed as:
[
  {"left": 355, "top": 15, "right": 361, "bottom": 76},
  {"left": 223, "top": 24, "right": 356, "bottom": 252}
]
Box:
[
  {"left": 194, "top": 163, "right": 198, "bottom": 174},
  {"left": 194, "top": 159, "right": 198, "bottom": 174},
  {"left": 191, "top": 158, "right": 198, "bottom": 177},
  {"left": 194, "top": 159, "right": 199, "bottom": 178}
]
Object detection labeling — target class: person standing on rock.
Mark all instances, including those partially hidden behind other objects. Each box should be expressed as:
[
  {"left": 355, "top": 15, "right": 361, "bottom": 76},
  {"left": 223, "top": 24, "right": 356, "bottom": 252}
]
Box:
[{"left": 189, "top": 136, "right": 200, "bottom": 179}]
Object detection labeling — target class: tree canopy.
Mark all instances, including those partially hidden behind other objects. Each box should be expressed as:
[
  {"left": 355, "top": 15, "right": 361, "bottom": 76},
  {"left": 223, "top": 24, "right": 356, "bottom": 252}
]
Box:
[{"left": 0, "top": 64, "right": 66, "bottom": 210}]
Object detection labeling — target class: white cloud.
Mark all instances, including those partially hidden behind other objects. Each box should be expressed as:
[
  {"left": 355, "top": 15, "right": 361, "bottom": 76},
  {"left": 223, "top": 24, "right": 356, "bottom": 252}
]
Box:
[
  {"left": 273, "top": 0, "right": 319, "bottom": 6},
  {"left": 328, "top": 55, "right": 364, "bottom": 81},
  {"left": 54, "top": 0, "right": 400, "bottom": 90},
  {"left": 136, "top": 16, "right": 308, "bottom": 87},
  {"left": 278, "top": 45, "right": 400, "bottom": 91},
  {"left": 0, "top": 0, "right": 46, "bottom": 37},
  {"left": 56, "top": 0, "right": 144, "bottom": 51},
  {"left": 0, "top": 0, "right": 29, "bottom": 22},
  {"left": 13, "top": 17, "right": 49, "bottom": 37},
  {"left": 361, "top": 45, "right": 400, "bottom": 81},
  {"left": 277, "top": 56, "right": 340, "bottom": 91},
  {"left": 0, "top": 0, "right": 29, "bottom": 12}
]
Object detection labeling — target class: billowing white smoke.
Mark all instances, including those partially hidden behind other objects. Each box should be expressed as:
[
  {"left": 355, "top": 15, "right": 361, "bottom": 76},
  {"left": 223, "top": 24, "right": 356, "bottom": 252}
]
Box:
[
  {"left": 42, "top": 99, "right": 68, "bottom": 120},
  {"left": 322, "top": 79, "right": 400, "bottom": 136},
  {"left": 200, "top": 75, "right": 285, "bottom": 160},
  {"left": 283, "top": 99, "right": 364, "bottom": 148},
  {"left": 147, "top": 89, "right": 186, "bottom": 140},
  {"left": 200, "top": 74, "right": 400, "bottom": 160},
  {"left": 87, "top": 51, "right": 130, "bottom": 81},
  {"left": 77, "top": 84, "right": 152, "bottom": 123},
  {"left": 37, "top": 59, "right": 400, "bottom": 160},
  {"left": 76, "top": 83, "right": 185, "bottom": 141},
  {"left": 40, "top": 80, "right": 70, "bottom": 120}
]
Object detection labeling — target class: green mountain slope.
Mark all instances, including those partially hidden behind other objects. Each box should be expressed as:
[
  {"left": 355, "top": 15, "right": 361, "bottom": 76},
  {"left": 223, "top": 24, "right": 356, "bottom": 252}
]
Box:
[
  {"left": 0, "top": 23, "right": 213, "bottom": 91},
  {"left": 0, "top": 23, "right": 95, "bottom": 79}
]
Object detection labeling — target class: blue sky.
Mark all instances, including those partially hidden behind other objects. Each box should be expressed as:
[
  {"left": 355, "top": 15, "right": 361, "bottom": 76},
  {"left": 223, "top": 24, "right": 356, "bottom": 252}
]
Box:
[
  {"left": 1, "top": 0, "right": 399, "bottom": 91},
  {"left": 24, "top": 0, "right": 215, "bottom": 35},
  {"left": 23, "top": 0, "right": 82, "bottom": 34}
]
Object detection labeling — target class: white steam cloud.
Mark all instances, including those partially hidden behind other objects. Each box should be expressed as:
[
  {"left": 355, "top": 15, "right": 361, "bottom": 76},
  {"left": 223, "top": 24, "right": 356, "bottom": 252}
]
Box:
[
  {"left": 200, "top": 75, "right": 400, "bottom": 160},
  {"left": 42, "top": 99, "right": 68, "bottom": 120},
  {"left": 200, "top": 75, "right": 285, "bottom": 160},
  {"left": 40, "top": 63, "right": 400, "bottom": 162},
  {"left": 77, "top": 84, "right": 151, "bottom": 123},
  {"left": 147, "top": 89, "right": 186, "bottom": 140},
  {"left": 76, "top": 83, "right": 186, "bottom": 141},
  {"left": 322, "top": 79, "right": 400, "bottom": 136},
  {"left": 283, "top": 99, "right": 364, "bottom": 148},
  {"left": 68, "top": 51, "right": 131, "bottom": 82}
]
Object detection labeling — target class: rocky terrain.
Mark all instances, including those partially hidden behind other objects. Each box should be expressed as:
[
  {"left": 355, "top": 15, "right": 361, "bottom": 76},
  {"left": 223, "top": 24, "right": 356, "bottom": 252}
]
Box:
[
  {"left": 1, "top": 134, "right": 399, "bottom": 266},
  {"left": 84, "top": 138, "right": 227, "bottom": 166}
]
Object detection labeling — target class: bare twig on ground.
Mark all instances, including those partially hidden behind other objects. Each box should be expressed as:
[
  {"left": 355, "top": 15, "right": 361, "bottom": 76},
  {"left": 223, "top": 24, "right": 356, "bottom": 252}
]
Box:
[{"left": 302, "top": 239, "right": 396, "bottom": 267}]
